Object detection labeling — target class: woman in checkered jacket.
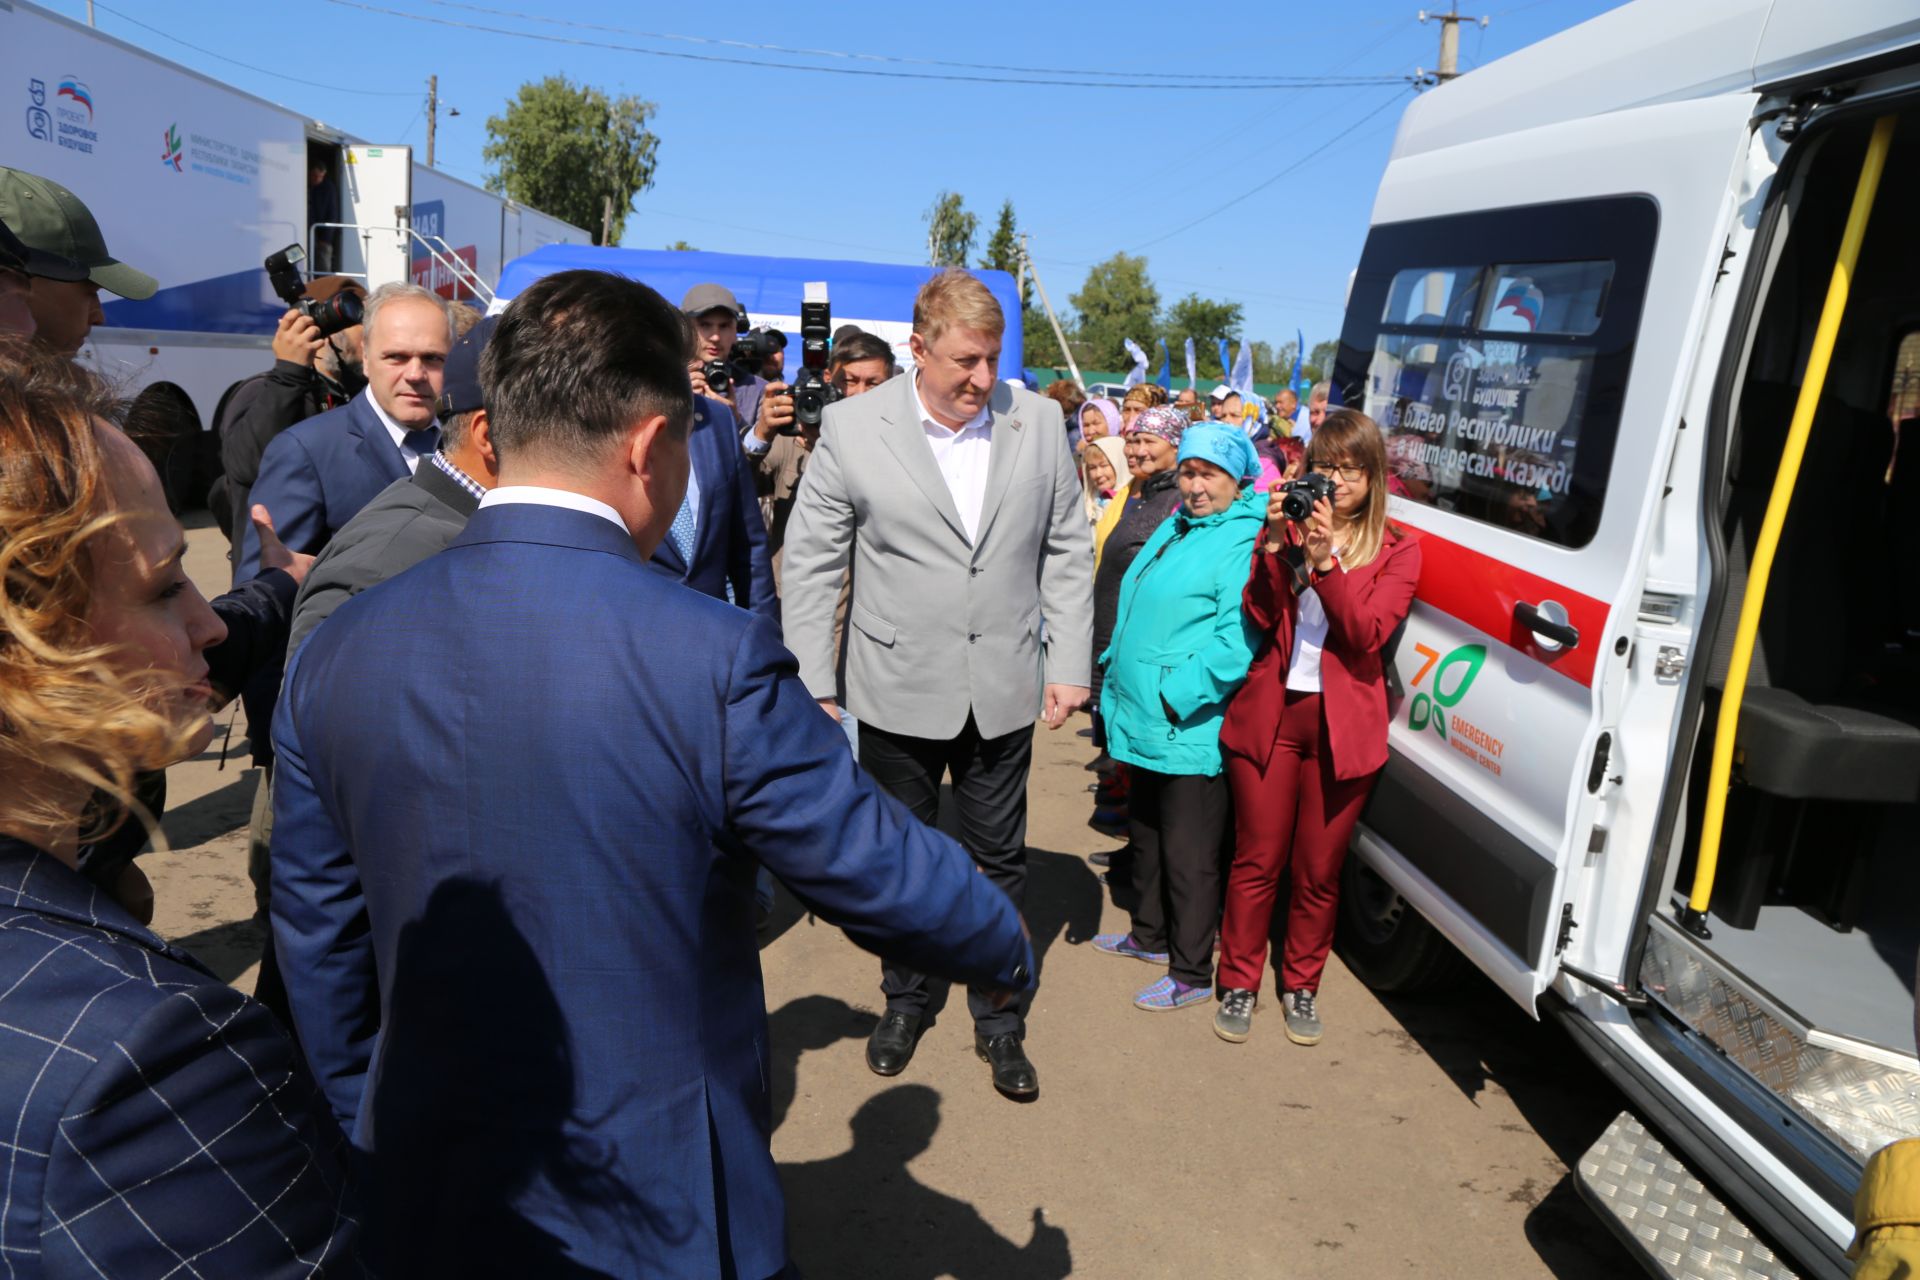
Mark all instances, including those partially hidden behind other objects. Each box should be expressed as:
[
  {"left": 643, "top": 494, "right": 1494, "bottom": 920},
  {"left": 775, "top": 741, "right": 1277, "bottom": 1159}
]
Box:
[{"left": 0, "top": 338, "right": 361, "bottom": 1277}]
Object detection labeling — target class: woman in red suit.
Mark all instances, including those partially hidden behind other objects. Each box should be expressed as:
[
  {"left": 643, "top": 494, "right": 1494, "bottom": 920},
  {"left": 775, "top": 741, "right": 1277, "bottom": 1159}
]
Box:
[{"left": 1212, "top": 409, "right": 1421, "bottom": 1047}]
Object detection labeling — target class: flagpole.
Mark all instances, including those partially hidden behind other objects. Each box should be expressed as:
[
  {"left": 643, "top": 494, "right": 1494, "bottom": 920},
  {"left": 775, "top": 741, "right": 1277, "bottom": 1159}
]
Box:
[{"left": 1019, "top": 235, "right": 1084, "bottom": 390}]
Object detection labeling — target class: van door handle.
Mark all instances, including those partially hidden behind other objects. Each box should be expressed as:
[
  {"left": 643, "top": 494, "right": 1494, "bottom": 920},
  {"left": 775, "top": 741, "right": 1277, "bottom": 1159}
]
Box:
[{"left": 1515, "top": 600, "right": 1580, "bottom": 651}]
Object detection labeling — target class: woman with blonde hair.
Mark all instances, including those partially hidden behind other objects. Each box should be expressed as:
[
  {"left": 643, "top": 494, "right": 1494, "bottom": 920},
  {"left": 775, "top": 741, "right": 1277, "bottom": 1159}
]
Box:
[
  {"left": 1212, "top": 408, "right": 1421, "bottom": 1047},
  {"left": 0, "top": 339, "right": 358, "bottom": 1270}
]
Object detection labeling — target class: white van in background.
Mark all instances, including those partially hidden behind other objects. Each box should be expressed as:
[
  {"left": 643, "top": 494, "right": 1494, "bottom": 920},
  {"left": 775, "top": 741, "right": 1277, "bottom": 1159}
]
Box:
[
  {"left": 1328, "top": 1, "right": 1920, "bottom": 1275},
  {"left": 0, "top": 0, "right": 588, "bottom": 426}
]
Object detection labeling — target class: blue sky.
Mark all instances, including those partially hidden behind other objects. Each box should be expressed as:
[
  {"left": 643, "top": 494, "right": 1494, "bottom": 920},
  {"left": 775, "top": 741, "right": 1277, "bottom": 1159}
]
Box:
[{"left": 57, "top": 0, "right": 1628, "bottom": 356}]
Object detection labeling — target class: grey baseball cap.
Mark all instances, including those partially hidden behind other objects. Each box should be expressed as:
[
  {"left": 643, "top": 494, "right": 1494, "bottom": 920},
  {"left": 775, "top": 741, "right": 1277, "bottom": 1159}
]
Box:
[
  {"left": 0, "top": 213, "right": 88, "bottom": 283},
  {"left": 0, "top": 167, "right": 156, "bottom": 299},
  {"left": 681, "top": 283, "right": 742, "bottom": 318}
]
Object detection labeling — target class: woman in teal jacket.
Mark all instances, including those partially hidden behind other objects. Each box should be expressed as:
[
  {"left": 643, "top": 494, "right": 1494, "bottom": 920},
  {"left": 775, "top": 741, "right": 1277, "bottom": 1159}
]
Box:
[{"left": 1093, "top": 423, "right": 1265, "bottom": 1011}]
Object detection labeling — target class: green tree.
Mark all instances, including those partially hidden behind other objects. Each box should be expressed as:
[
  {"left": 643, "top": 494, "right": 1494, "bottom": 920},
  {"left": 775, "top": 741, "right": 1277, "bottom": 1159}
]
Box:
[
  {"left": 1304, "top": 339, "right": 1340, "bottom": 384},
  {"left": 483, "top": 76, "right": 660, "bottom": 246},
  {"left": 977, "top": 199, "right": 1031, "bottom": 306},
  {"left": 1022, "top": 304, "right": 1068, "bottom": 367},
  {"left": 1069, "top": 253, "right": 1160, "bottom": 371},
  {"left": 924, "top": 191, "right": 978, "bottom": 267},
  {"left": 665, "top": 239, "right": 697, "bottom": 251},
  {"left": 1162, "top": 293, "right": 1243, "bottom": 378}
]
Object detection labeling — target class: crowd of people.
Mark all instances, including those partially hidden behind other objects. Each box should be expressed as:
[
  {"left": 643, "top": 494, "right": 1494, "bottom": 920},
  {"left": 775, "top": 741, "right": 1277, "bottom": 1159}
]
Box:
[{"left": 0, "top": 156, "right": 1425, "bottom": 1276}]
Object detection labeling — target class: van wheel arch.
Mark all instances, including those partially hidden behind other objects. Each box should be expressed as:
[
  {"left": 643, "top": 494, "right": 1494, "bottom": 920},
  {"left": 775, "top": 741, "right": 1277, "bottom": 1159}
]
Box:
[{"left": 1335, "top": 852, "right": 1470, "bottom": 993}]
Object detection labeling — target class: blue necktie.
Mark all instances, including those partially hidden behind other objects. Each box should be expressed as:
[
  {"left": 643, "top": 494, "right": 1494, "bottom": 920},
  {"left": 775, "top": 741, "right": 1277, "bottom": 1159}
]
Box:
[
  {"left": 668, "top": 493, "right": 696, "bottom": 564},
  {"left": 403, "top": 426, "right": 440, "bottom": 460}
]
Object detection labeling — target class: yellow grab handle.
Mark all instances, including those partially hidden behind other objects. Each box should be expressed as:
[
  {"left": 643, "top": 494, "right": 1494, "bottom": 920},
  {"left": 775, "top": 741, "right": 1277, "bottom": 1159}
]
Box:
[{"left": 1686, "top": 114, "right": 1897, "bottom": 920}]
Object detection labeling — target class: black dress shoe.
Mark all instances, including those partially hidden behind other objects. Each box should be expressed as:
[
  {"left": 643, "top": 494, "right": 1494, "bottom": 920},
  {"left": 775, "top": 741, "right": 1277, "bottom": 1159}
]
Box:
[
  {"left": 975, "top": 1032, "right": 1038, "bottom": 1098},
  {"left": 866, "top": 1010, "right": 921, "bottom": 1077}
]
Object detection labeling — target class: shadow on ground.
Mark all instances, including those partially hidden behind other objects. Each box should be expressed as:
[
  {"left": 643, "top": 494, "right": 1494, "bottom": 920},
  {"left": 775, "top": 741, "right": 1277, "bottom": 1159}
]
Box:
[
  {"left": 171, "top": 916, "right": 267, "bottom": 983},
  {"left": 1369, "top": 968, "right": 1639, "bottom": 1279},
  {"left": 779, "top": 1084, "right": 1072, "bottom": 1280}
]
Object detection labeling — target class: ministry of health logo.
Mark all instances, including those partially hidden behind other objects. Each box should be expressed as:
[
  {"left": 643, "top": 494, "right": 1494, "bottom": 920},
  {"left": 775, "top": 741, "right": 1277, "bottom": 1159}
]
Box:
[{"left": 162, "top": 123, "right": 183, "bottom": 171}]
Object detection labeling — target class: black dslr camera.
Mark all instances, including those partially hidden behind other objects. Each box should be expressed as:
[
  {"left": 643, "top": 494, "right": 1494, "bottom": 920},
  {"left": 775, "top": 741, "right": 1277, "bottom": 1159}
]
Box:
[
  {"left": 784, "top": 283, "right": 840, "bottom": 435},
  {"left": 735, "top": 325, "right": 786, "bottom": 374},
  {"left": 264, "top": 243, "right": 362, "bottom": 337},
  {"left": 1278, "top": 471, "right": 1335, "bottom": 522},
  {"left": 703, "top": 313, "right": 783, "bottom": 395}
]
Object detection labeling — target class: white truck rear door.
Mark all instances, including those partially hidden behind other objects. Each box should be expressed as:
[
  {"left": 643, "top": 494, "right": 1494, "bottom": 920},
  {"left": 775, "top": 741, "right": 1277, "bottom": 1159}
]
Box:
[{"left": 341, "top": 143, "right": 413, "bottom": 290}]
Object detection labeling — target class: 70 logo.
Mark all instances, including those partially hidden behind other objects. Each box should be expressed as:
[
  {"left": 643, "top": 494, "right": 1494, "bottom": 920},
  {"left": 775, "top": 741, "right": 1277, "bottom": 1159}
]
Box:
[{"left": 1406, "top": 642, "right": 1486, "bottom": 741}]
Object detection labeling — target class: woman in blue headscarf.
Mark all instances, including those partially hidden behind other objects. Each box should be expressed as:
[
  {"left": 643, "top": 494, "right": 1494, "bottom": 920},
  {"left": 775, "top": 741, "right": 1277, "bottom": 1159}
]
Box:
[{"left": 1091, "top": 424, "right": 1265, "bottom": 1012}]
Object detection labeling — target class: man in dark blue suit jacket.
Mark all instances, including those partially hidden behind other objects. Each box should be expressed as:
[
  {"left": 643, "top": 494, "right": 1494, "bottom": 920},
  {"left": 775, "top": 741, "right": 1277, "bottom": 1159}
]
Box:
[
  {"left": 234, "top": 285, "right": 456, "bottom": 585},
  {"left": 271, "top": 269, "right": 1032, "bottom": 1278},
  {"left": 647, "top": 391, "right": 777, "bottom": 620}
]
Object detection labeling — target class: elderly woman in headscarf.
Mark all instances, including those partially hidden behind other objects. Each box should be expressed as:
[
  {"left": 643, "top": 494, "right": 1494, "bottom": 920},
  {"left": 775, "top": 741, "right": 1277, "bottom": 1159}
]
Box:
[
  {"left": 1078, "top": 397, "right": 1121, "bottom": 445},
  {"left": 1086, "top": 407, "right": 1191, "bottom": 835},
  {"left": 1080, "top": 435, "right": 1129, "bottom": 530},
  {"left": 1091, "top": 423, "right": 1265, "bottom": 1012}
]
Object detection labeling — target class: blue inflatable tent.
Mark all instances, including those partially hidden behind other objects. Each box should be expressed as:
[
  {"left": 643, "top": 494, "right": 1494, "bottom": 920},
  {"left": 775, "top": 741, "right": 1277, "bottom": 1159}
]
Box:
[{"left": 493, "top": 246, "right": 1026, "bottom": 382}]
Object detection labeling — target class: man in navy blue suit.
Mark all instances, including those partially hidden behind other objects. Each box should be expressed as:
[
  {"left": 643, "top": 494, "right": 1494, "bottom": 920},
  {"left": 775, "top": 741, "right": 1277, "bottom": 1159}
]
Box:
[
  {"left": 235, "top": 282, "right": 455, "bottom": 584},
  {"left": 270, "top": 268, "right": 1033, "bottom": 1278},
  {"left": 648, "top": 372, "right": 777, "bottom": 620},
  {"left": 232, "top": 282, "right": 456, "bottom": 1021}
]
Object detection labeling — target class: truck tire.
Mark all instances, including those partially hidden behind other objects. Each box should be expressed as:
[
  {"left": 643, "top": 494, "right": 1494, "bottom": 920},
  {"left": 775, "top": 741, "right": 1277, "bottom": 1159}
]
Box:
[{"left": 1335, "top": 853, "right": 1469, "bottom": 993}]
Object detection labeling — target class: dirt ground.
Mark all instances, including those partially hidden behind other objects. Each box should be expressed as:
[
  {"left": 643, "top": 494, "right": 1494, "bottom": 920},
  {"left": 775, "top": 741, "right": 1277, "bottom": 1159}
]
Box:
[{"left": 154, "top": 516, "right": 1640, "bottom": 1278}]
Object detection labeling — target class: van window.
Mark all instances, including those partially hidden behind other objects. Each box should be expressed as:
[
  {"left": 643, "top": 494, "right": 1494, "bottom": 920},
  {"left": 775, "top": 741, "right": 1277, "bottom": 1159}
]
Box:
[
  {"left": 1481, "top": 262, "right": 1612, "bottom": 336},
  {"left": 1334, "top": 198, "right": 1659, "bottom": 547}
]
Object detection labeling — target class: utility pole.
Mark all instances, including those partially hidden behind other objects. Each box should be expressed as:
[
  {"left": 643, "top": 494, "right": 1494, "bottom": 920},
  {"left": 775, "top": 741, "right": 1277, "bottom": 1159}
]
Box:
[
  {"left": 1416, "top": 8, "right": 1487, "bottom": 86},
  {"left": 426, "top": 75, "right": 438, "bottom": 168},
  {"left": 85, "top": 1, "right": 94, "bottom": 25},
  {"left": 1020, "top": 234, "right": 1084, "bottom": 390}
]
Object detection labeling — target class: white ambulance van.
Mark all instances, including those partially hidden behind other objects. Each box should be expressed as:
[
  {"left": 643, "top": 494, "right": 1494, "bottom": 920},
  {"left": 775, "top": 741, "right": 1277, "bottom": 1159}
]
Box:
[
  {"left": 1328, "top": 1, "right": 1920, "bottom": 1275},
  {"left": 0, "top": 0, "right": 588, "bottom": 425}
]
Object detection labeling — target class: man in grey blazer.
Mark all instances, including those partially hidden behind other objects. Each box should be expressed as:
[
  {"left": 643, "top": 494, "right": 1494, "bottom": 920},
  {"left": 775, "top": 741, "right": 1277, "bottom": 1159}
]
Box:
[
  {"left": 288, "top": 315, "right": 498, "bottom": 655},
  {"left": 782, "top": 269, "right": 1094, "bottom": 1098}
]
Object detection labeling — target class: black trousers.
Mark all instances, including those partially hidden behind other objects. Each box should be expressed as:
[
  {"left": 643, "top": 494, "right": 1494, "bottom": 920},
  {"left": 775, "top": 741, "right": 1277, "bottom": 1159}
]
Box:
[
  {"left": 1127, "top": 767, "right": 1230, "bottom": 989},
  {"left": 858, "top": 715, "right": 1034, "bottom": 1038}
]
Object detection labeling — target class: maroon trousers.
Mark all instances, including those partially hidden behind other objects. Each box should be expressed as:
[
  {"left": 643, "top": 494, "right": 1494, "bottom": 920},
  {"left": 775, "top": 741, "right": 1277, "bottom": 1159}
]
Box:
[{"left": 1217, "top": 691, "right": 1378, "bottom": 994}]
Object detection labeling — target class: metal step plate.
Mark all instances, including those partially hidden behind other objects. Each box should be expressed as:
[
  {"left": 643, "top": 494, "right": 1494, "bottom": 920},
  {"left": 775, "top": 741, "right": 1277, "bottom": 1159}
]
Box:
[
  {"left": 1640, "top": 915, "right": 1920, "bottom": 1163},
  {"left": 1577, "top": 1111, "right": 1798, "bottom": 1280}
]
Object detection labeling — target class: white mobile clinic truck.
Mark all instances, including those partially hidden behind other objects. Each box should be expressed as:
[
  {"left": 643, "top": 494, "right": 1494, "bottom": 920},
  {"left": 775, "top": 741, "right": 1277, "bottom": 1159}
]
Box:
[
  {"left": 0, "top": 0, "right": 588, "bottom": 424},
  {"left": 1332, "top": 1, "right": 1920, "bottom": 1275}
]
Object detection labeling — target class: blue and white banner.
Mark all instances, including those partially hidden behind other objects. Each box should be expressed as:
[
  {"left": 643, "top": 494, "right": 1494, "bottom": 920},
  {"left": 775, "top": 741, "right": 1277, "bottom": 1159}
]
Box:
[
  {"left": 1122, "top": 337, "right": 1149, "bottom": 389},
  {"left": 1184, "top": 337, "right": 1197, "bottom": 391}
]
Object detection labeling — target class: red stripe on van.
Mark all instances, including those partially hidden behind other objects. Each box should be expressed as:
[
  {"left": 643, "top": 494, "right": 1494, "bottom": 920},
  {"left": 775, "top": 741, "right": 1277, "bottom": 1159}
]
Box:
[{"left": 1396, "top": 522, "right": 1608, "bottom": 687}]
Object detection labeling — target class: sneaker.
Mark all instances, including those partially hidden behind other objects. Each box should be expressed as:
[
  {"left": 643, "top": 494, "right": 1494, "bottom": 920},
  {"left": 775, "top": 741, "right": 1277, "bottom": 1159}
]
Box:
[
  {"left": 1282, "top": 989, "right": 1323, "bottom": 1046},
  {"left": 1088, "top": 850, "right": 1113, "bottom": 868},
  {"left": 1135, "top": 976, "right": 1211, "bottom": 1012},
  {"left": 1092, "top": 932, "right": 1169, "bottom": 964},
  {"left": 1214, "top": 988, "right": 1257, "bottom": 1043}
]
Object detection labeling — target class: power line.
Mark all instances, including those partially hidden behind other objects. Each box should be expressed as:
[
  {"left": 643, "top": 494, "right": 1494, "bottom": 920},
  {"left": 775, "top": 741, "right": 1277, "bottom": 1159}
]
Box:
[
  {"left": 422, "top": 0, "right": 1400, "bottom": 85},
  {"left": 1129, "top": 88, "right": 1413, "bottom": 251},
  {"left": 319, "top": 0, "right": 1412, "bottom": 91},
  {"left": 89, "top": 2, "right": 419, "bottom": 96}
]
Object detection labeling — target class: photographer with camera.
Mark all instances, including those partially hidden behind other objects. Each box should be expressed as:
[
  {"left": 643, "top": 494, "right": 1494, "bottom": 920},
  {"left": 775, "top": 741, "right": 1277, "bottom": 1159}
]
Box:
[
  {"left": 683, "top": 283, "right": 791, "bottom": 438},
  {"left": 1211, "top": 409, "right": 1420, "bottom": 1049},
  {"left": 214, "top": 248, "right": 366, "bottom": 553},
  {"left": 751, "top": 328, "right": 894, "bottom": 586}
]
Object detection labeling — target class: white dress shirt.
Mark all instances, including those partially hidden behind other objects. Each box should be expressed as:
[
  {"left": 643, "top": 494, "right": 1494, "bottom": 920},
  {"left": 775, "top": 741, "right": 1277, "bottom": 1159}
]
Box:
[
  {"left": 478, "top": 485, "right": 627, "bottom": 533},
  {"left": 1285, "top": 544, "right": 1346, "bottom": 693},
  {"left": 912, "top": 372, "right": 994, "bottom": 542},
  {"left": 364, "top": 389, "right": 437, "bottom": 475}
]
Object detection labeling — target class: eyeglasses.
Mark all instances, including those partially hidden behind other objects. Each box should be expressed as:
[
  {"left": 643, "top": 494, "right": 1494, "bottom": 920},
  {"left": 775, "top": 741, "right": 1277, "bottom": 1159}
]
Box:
[{"left": 1309, "top": 461, "right": 1366, "bottom": 481}]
